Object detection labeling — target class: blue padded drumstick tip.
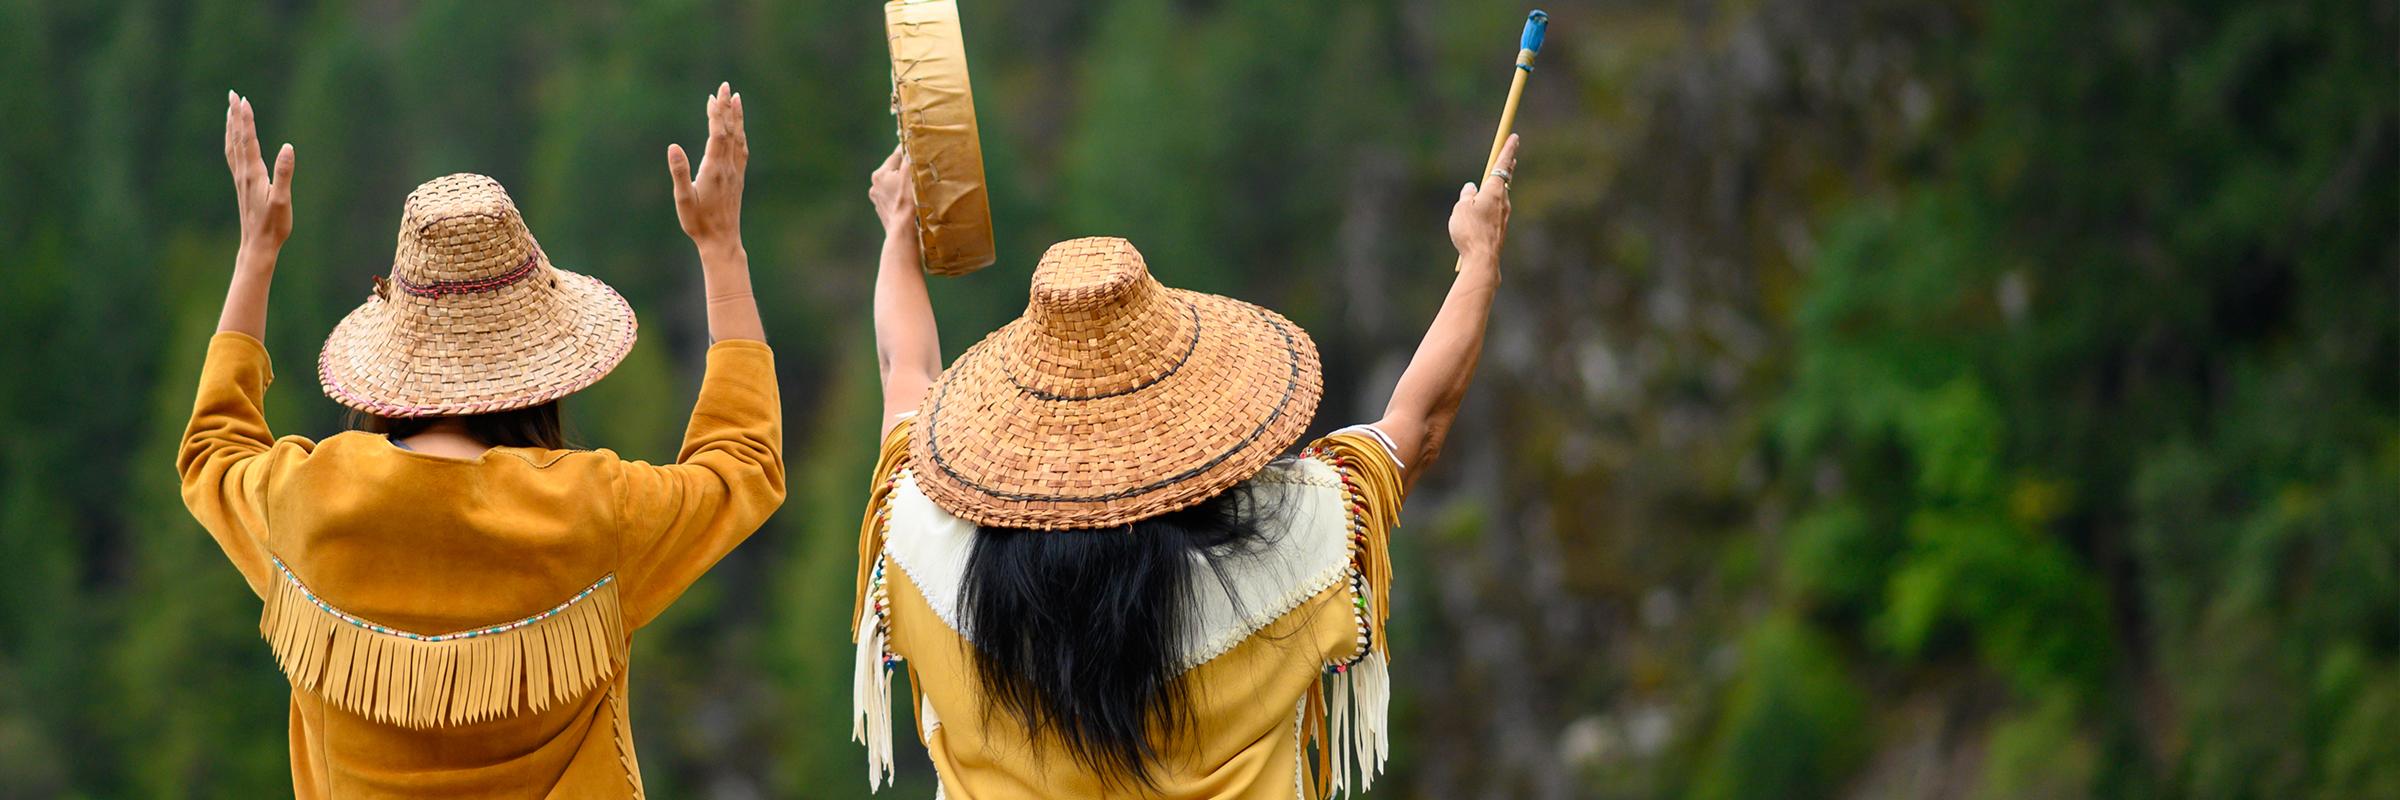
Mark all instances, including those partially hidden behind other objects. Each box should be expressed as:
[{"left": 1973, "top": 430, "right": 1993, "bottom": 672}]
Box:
[{"left": 1522, "top": 10, "right": 1549, "bottom": 55}]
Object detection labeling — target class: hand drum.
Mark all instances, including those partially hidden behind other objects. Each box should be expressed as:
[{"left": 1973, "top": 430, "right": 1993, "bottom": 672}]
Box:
[{"left": 886, "top": 0, "right": 996, "bottom": 276}]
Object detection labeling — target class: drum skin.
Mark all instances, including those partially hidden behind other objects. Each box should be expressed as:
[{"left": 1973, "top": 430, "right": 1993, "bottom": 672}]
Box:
[{"left": 886, "top": 0, "right": 996, "bottom": 275}]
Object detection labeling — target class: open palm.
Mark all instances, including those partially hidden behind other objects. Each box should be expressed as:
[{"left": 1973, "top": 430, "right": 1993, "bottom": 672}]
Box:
[
  {"left": 223, "top": 90, "right": 294, "bottom": 251},
  {"left": 667, "top": 82, "right": 747, "bottom": 248}
]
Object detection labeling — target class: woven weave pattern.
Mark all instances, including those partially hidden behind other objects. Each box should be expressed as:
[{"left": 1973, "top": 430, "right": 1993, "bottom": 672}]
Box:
[
  {"left": 910, "top": 237, "right": 1323, "bottom": 529},
  {"left": 318, "top": 174, "right": 638, "bottom": 417}
]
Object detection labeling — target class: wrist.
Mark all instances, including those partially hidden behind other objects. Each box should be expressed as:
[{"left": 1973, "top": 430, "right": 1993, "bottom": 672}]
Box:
[
  {"left": 235, "top": 240, "right": 282, "bottom": 272},
  {"left": 695, "top": 238, "right": 746, "bottom": 261},
  {"left": 882, "top": 217, "right": 917, "bottom": 240},
  {"left": 1455, "top": 249, "right": 1502, "bottom": 285}
]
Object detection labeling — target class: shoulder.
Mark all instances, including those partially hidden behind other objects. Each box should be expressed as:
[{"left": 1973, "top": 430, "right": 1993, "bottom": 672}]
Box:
[
  {"left": 1309, "top": 424, "right": 1404, "bottom": 471},
  {"left": 1245, "top": 455, "right": 1346, "bottom": 494},
  {"left": 1238, "top": 457, "right": 1355, "bottom": 551},
  {"left": 272, "top": 432, "right": 326, "bottom": 454}
]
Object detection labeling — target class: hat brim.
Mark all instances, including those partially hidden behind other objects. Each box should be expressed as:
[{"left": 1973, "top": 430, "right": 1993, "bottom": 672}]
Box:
[
  {"left": 910, "top": 289, "right": 1323, "bottom": 530},
  {"left": 318, "top": 265, "right": 637, "bottom": 418}
]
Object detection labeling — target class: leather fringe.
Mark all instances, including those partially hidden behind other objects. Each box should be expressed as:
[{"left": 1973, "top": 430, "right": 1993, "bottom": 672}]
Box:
[
  {"left": 1314, "top": 432, "right": 1403, "bottom": 656},
  {"left": 1323, "top": 650, "right": 1393, "bottom": 794},
  {"left": 1304, "top": 432, "right": 1405, "bottom": 796},
  {"left": 853, "top": 554, "right": 898, "bottom": 792},
  {"left": 854, "top": 420, "right": 915, "bottom": 640},
  {"left": 259, "top": 561, "right": 625, "bottom": 730},
  {"left": 1306, "top": 681, "right": 1332, "bottom": 799},
  {"left": 852, "top": 421, "right": 914, "bottom": 792}
]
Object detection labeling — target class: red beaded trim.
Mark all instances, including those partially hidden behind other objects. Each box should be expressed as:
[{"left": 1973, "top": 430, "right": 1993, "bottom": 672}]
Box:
[
  {"left": 871, "top": 554, "right": 900, "bottom": 671},
  {"left": 872, "top": 494, "right": 901, "bottom": 671},
  {"left": 394, "top": 251, "right": 542, "bottom": 297},
  {"left": 1306, "top": 445, "right": 1379, "bottom": 673}
]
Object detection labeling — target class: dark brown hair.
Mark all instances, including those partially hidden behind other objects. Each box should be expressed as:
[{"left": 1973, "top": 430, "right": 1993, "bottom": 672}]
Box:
[
  {"left": 958, "top": 484, "right": 1278, "bottom": 792},
  {"left": 348, "top": 401, "right": 569, "bottom": 450}
]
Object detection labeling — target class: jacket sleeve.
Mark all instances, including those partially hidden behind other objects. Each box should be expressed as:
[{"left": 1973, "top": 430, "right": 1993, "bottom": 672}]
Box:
[
  {"left": 615, "top": 339, "right": 787, "bottom": 629},
  {"left": 176, "top": 332, "right": 311, "bottom": 598}
]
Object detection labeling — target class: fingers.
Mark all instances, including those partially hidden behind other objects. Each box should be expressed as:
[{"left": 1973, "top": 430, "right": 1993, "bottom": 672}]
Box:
[
  {"left": 701, "top": 82, "right": 752, "bottom": 177},
  {"left": 230, "top": 94, "right": 249, "bottom": 165},
  {"left": 707, "top": 82, "right": 733, "bottom": 143},
  {"left": 729, "top": 92, "right": 748, "bottom": 166},
  {"left": 728, "top": 90, "right": 745, "bottom": 143},
  {"left": 223, "top": 91, "right": 237, "bottom": 167},
  {"left": 271, "top": 143, "right": 295, "bottom": 203},
  {"left": 873, "top": 146, "right": 911, "bottom": 193},
  {"left": 238, "top": 97, "right": 257, "bottom": 162},
  {"left": 226, "top": 92, "right": 266, "bottom": 188},
  {"left": 666, "top": 144, "right": 695, "bottom": 203},
  {"left": 1477, "top": 133, "right": 1519, "bottom": 204},
  {"left": 702, "top": 83, "right": 749, "bottom": 186},
  {"left": 1479, "top": 176, "right": 1509, "bottom": 206}
]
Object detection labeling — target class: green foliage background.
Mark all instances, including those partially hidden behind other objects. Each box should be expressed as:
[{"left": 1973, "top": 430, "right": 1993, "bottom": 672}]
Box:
[{"left": 0, "top": 1, "right": 2390, "bottom": 797}]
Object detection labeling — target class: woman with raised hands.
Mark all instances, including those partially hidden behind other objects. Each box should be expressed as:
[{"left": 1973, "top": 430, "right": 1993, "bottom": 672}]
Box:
[
  {"left": 851, "top": 135, "right": 1522, "bottom": 797},
  {"left": 178, "top": 83, "right": 779, "bottom": 798}
]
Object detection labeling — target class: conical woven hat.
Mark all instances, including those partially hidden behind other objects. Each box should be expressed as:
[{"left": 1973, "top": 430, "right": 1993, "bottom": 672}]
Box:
[
  {"left": 911, "top": 237, "right": 1324, "bottom": 529},
  {"left": 319, "top": 174, "right": 637, "bottom": 417}
]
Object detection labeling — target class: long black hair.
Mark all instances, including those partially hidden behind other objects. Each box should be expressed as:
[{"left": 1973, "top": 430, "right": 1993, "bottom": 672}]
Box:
[
  {"left": 958, "top": 484, "right": 1278, "bottom": 791},
  {"left": 348, "top": 401, "right": 569, "bottom": 450}
]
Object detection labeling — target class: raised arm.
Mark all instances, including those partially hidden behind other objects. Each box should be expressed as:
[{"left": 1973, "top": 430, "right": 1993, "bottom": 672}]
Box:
[
  {"left": 216, "top": 90, "right": 295, "bottom": 338},
  {"left": 1373, "top": 134, "right": 1519, "bottom": 491},
  {"left": 180, "top": 90, "right": 303, "bottom": 597},
  {"left": 667, "top": 82, "right": 765, "bottom": 343},
  {"left": 870, "top": 147, "right": 941, "bottom": 436},
  {"left": 617, "top": 82, "right": 786, "bottom": 628}
]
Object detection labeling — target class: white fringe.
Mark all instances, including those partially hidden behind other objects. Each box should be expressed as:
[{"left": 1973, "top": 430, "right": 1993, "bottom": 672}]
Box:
[
  {"left": 1329, "top": 563, "right": 1396, "bottom": 796},
  {"left": 852, "top": 562, "right": 896, "bottom": 793},
  {"left": 1325, "top": 650, "right": 1392, "bottom": 795}
]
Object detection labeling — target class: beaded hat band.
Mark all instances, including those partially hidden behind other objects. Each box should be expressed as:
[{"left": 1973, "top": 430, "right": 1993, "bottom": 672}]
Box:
[
  {"left": 319, "top": 173, "right": 638, "bottom": 418},
  {"left": 909, "top": 237, "right": 1324, "bottom": 529}
]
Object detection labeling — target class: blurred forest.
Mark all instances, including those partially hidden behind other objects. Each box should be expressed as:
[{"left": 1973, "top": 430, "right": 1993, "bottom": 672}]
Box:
[{"left": 0, "top": 0, "right": 2393, "bottom": 798}]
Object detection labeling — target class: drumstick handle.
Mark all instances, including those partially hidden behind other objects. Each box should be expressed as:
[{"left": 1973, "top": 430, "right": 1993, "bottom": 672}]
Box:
[
  {"left": 1481, "top": 70, "right": 1531, "bottom": 178},
  {"left": 1457, "top": 10, "right": 1547, "bottom": 272}
]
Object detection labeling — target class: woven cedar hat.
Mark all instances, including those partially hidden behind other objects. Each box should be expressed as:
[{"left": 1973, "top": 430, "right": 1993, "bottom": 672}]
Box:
[
  {"left": 319, "top": 174, "right": 637, "bottom": 417},
  {"left": 911, "top": 237, "right": 1324, "bottom": 529}
]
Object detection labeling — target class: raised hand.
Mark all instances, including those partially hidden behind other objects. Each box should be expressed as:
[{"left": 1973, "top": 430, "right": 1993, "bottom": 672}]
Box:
[
  {"left": 1375, "top": 133, "right": 1523, "bottom": 489},
  {"left": 871, "top": 144, "right": 940, "bottom": 434},
  {"left": 869, "top": 145, "right": 918, "bottom": 237},
  {"left": 1448, "top": 133, "right": 1517, "bottom": 263},
  {"left": 224, "top": 90, "right": 295, "bottom": 254},
  {"left": 667, "top": 82, "right": 748, "bottom": 250}
]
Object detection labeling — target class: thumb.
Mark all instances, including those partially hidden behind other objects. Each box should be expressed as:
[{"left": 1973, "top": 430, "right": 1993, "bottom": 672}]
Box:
[
  {"left": 272, "top": 144, "right": 295, "bottom": 198},
  {"left": 1460, "top": 182, "right": 1477, "bottom": 202},
  {"left": 666, "top": 144, "right": 694, "bottom": 201}
]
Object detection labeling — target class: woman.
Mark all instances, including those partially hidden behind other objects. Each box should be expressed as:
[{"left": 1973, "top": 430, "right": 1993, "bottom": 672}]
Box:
[
  {"left": 852, "top": 135, "right": 1521, "bottom": 797},
  {"left": 178, "top": 84, "right": 779, "bottom": 797}
]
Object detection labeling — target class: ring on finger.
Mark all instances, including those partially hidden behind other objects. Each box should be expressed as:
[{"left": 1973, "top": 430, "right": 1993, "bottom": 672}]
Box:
[{"left": 1488, "top": 167, "right": 1513, "bottom": 184}]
